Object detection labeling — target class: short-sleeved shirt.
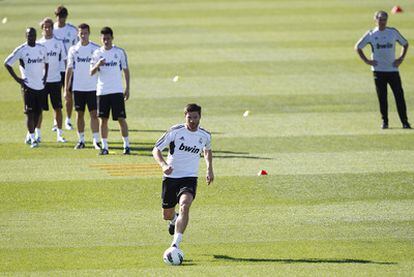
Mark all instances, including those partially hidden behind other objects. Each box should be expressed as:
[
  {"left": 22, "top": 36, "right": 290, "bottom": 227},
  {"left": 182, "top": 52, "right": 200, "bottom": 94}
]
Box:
[
  {"left": 37, "top": 36, "right": 67, "bottom": 82},
  {"left": 53, "top": 22, "right": 78, "bottom": 72},
  {"left": 91, "top": 46, "right": 128, "bottom": 96},
  {"left": 67, "top": 41, "right": 100, "bottom": 91},
  {"left": 155, "top": 124, "right": 212, "bottom": 178},
  {"left": 4, "top": 43, "right": 48, "bottom": 90},
  {"left": 356, "top": 27, "right": 408, "bottom": 72}
]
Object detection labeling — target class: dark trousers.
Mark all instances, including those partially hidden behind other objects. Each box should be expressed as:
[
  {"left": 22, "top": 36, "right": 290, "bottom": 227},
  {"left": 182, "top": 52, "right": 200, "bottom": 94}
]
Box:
[{"left": 373, "top": 71, "right": 408, "bottom": 124}]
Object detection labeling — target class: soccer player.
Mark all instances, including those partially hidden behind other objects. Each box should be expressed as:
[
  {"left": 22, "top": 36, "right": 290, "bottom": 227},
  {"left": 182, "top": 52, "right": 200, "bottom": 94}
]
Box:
[
  {"left": 4, "top": 27, "right": 49, "bottom": 148},
  {"left": 152, "top": 103, "right": 214, "bottom": 250},
  {"left": 355, "top": 11, "right": 410, "bottom": 129},
  {"left": 37, "top": 17, "right": 67, "bottom": 143},
  {"left": 65, "top": 23, "right": 101, "bottom": 150},
  {"left": 90, "top": 27, "right": 131, "bottom": 155},
  {"left": 54, "top": 5, "right": 78, "bottom": 130}
]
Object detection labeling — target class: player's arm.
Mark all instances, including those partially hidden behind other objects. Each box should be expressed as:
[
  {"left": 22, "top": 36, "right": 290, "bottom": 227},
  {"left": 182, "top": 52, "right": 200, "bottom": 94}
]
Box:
[
  {"left": 90, "top": 58, "right": 105, "bottom": 76},
  {"left": 355, "top": 47, "right": 377, "bottom": 66},
  {"left": 394, "top": 43, "right": 409, "bottom": 68},
  {"left": 4, "top": 64, "right": 24, "bottom": 86},
  {"left": 64, "top": 67, "right": 73, "bottom": 101},
  {"left": 123, "top": 68, "right": 130, "bottom": 101},
  {"left": 355, "top": 32, "right": 377, "bottom": 66},
  {"left": 43, "top": 63, "right": 49, "bottom": 86},
  {"left": 204, "top": 149, "right": 214, "bottom": 185},
  {"left": 152, "top": 147, "right": 173, "bottom": 175}
]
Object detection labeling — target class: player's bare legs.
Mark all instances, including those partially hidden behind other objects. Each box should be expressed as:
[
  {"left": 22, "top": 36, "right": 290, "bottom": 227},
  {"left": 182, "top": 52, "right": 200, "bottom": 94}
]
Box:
[
  {"left": 118, "top": 118, "right": 130, "bottom": 154},
  {"left": 77, "top": 110, "right": 85, "bottom": 132},
  {"left": 99, "top": 117, "right": 109, "bottom": 153},
  {"left": 171, "top": 192, "right": 193, "bottom": 248},
  {"left": 163, "top": 208, "right": 175, "bottom": 221},
  {"left": 90, "top": 110, "right": 99, "bottom": 134}
]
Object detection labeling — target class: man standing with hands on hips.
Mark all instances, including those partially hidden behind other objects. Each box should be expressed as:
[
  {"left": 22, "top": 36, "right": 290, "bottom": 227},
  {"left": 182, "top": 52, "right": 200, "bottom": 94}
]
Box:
[{"left": 355, "top": 10, "right": 410, "bottom": 129}]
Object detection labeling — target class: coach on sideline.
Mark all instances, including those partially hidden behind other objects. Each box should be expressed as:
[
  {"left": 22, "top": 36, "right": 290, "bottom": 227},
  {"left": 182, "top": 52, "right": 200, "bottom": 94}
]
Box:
[{"left": 355, "top": 10, "right": 410, "bottom": 129}]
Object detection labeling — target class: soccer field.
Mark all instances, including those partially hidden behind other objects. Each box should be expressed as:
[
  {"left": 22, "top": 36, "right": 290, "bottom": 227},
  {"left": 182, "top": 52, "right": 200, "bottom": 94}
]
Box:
[{"left": 1, "top": 0, "right": 414, "bottom": 275}]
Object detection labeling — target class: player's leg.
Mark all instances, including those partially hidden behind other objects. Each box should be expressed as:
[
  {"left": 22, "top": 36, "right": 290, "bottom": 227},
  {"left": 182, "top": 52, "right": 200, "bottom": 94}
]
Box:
[
  {"left": 74, "top": 92, "right": 86, "bottom": 149},
  {"left": 50, "top": 82, "right": 66, "bottom": 142},
  {"left": 112, "top": 93, "right": 130, "bottom": 154},
  {"left": 63, "top": 72, "right": 74, "bottom": 130},
  {"left": 171, "top": 192, "right": 194, "bottom": 248},
  {"left": 162, "top": 178, "right": 179, "bottom": 235},
  {"left": 87, "top": 92, "right": 100, "bottom": 149},
  {"left": 388, "top": 72, "right": 410, "bottom": 128},
  {"left": 373, "top": 72, "right": 388, "bottom": 128},
  {"left": 35, "top": 86, "right": 50, "bottom": 142},
  {"left": 97, "top": 95, "right": 110, "bottom": 154}
]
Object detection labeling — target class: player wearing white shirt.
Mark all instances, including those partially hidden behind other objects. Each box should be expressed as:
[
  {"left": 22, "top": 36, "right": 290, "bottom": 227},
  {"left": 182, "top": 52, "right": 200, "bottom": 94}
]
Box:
[
  {"left": 37, "top": 17, "right": 67, "bottom": 143},
  {"left": 90, "top": 27, "right": 131, "bottom": 155},
  {"left": 4, "top": 27, "right": 49, "bottom": 148},
  {"left": 65, "top": 23, "right": 101, "bottom": 150},
  {"left": 153, "top": 104, "right": 214, "bottom": 251},
  {"left": 54, "top": 5, "right": 79, "bottom": 130},
  {"left": 355, "top": 11, "right": 410, "bottom": 129}
]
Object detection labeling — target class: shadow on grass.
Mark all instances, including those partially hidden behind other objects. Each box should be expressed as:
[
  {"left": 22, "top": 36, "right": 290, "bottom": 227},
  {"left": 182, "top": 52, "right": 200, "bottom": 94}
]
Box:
[
  {"left": 110, "top": 129, "right": 224, "bottom": 135},
  {"left": 213, "top": 255, "right": 396, "bottom": 265}
]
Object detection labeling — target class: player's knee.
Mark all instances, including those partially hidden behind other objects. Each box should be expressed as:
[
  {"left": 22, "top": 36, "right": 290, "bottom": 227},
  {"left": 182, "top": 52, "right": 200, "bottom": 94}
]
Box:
[
  {"left": 179, "top": 201, "right": 191, "bottom": 214},
  {"left": 163, "top": 209, "right": 175, "bottom": 220}
]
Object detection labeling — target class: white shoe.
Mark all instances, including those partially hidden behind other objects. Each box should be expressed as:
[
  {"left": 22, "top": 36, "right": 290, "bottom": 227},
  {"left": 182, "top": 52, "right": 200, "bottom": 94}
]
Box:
[
  {"left": 35, "top": 136, "right": 41, "bottom": 143},
  {"left": 25, "top": 135, "right": 31, "bottom": 145},
  {"left": 30, "top": 141, "right": 39, "bottom": 148},
  {"left": 93, "top": 141, "right": 102, "bottom": 150},
  {"left": 57, "top": 136, "right": 67, "bottom": 143},
  {"left": 51, "top": 125, "right": 57, "bottom": 132},
  {"left": 65, "top": 122, "right": 74, "bottom": 130}
]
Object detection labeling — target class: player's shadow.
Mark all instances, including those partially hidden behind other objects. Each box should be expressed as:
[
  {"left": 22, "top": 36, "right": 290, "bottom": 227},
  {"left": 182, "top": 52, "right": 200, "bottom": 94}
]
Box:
[
  {"left": 213, "top": 255, "right": 396, "bottom": 265},
  {"left": 109, "top": 129, "right": 165, "bottom": 133},
  {"left": 213, "top": 150, "right": 272, "bottom": 160}
]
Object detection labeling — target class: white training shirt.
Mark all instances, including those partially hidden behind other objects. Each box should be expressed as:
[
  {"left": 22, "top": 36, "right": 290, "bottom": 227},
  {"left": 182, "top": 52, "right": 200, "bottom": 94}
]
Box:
[
  {"left": 67, "top": 41, "right": 100, "bottom": 91},
  {"left": 37, "top": 36, "right": 67, "bottom": 83},
  {"left": 155, "top": 124, "right": 212, "bottom": 178},
  {"left": 356, "top": 27, "right": 408, "bottom": 72},
  {"left": 91, "top": 46, "right": 128, "bottom": 96},
  {"left": 4, "top": 43, "right": 48, "bottom": 90},
  {"left": 53, "top": 22, "right": 78, "bottom": 72}
]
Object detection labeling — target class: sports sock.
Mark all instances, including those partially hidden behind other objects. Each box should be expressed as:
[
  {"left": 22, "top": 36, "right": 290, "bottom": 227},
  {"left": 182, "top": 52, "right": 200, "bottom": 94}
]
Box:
[
  {"left": 53, "top": 119, "right": 57, "bottom": 126},
  {"left": 35, "top": 128, "right": 41, "bottom": 139},
  {"left": 65, "top": 117, "right": 71, "bottom": 124},
  {"left": 122, "top": 136, "right": 129, "bottom": 148},
  {"left": 171, "top": 232, "right": 183, "bottom": 248},
  {"left": 30, "top": 133, "right": 36, "bottom": 142},
  {"left": 92, "top": 132, "right": 100, "bottom": 143},
  {"left": 102, "top": 138, "right": 108, "bottom": 150},
  {"left": 170, "top": 213, "right": 178, "bottom": 224},
  {"left": 57, "top": 129, "right": 63, "bottom": 137},
  {"left": 78, "top": 132, "right": 85, "bottom": 142}
]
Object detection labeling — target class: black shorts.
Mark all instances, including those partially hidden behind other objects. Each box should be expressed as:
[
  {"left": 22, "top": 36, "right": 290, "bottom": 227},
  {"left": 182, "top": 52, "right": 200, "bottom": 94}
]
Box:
[
  {"left": 74, "top": 91, "right": 97, "bottom": 112},
  {"left": 97, "top": 93, "right": 126, "bottom": 120},
  {"left": 161, "top": 177, "right": 197, "bottom": 209},
  {"left": 61, "top": 71, "right": 73, "bottom": 92},
  {"left": 42, "top": 82, "right": 62, "bottom": 110},
  {"left": 22, "top": 86, "right": 43, "bottom": 114}
]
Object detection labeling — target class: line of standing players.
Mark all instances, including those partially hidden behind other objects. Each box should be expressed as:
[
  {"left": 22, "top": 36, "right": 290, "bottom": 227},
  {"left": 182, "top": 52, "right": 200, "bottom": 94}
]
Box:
[{"left": 4, "top": 5, "right": 131, "bottom": 155}]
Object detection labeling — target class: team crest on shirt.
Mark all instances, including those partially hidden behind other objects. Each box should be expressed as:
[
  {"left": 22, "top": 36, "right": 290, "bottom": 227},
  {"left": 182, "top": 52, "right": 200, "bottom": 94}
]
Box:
[
  {"left": 114, "top": 53, "right": 118, "bottom": 59},
  {"left": 199, "top": 138, "right": 203, "bottom": 144},
  {"left": 54, "top": 43, "right": 59, "bottom": 49},
  {"left": 26, "top": 53, "right": 30, "bottom": 57}
]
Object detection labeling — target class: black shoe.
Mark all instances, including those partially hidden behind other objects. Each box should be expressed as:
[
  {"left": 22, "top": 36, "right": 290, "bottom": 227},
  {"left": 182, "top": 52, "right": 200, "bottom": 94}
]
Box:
[
  {"left": 74, "top": 141, "right": 85, "bottom": 149},
  {"left": 99, "top": 148, "right": 109, "bottom": 155},
  {"left": 123, "top": 146, "right": 131, "bottom": 155},
  {"left": 381, "top": 121, "right": 389, "bottom": 129},
  {"left": 403, "top": 122, "right": 411, "bottom": 129},
  {"left": 168, "top": 213, "right": 178, "bottom": 235}
]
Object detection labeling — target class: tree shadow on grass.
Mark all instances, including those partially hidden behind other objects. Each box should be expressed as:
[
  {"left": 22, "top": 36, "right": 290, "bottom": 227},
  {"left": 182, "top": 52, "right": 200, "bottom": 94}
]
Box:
[{"left": 213, "top": 255, "right": 396, "bottom": 265}]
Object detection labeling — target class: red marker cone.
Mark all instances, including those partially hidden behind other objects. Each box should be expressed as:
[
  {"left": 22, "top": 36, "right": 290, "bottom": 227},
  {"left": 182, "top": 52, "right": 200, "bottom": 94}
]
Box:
[
  {"left": 391, "top": 6, "right": 403, "bottom": 14},
  {"left": 257, "top": 169, "right": 268, "bottom": 176}
]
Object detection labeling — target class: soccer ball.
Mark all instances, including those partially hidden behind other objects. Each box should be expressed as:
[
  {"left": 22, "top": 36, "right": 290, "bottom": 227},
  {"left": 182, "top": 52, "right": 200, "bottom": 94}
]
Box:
[{"left": 163, "top": 247, "right": 184, "bottom": 265}]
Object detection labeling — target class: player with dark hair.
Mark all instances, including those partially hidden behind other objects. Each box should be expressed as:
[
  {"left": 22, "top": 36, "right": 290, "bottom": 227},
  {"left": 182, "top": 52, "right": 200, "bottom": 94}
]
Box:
[
  {"left": 90, "top": 26, "right": 131, "bottom": 155},
  {"left": 355, "top": 11, "right": 410, "bottom": 129},
  {"left": 4, "top": 27, "right": 49, "bottom": 148},
  {"left": 65, "top": 23, "right": 101, "bottom": 149},
  {"left": 152, "top": 103, "right": 214, "bottom": 250},
  {"left": 54, "top": 5, "right": 78, "bottom": 130}
]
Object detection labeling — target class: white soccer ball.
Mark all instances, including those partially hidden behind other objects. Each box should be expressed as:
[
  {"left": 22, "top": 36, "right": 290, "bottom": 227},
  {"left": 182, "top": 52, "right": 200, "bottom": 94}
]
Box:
[{"left": 163, "top": 247, "right": 184, "bottom": 265}]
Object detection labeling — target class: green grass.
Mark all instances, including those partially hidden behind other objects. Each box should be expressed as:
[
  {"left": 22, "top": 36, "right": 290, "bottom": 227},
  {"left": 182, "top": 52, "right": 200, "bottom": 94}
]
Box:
[{"left": 1, "top": 0, "right": 414, "bottom": 275}]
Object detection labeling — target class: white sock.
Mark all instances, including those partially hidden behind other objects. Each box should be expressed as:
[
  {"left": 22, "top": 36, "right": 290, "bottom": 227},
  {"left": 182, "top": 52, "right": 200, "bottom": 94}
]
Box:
[
  {"left": 53, "top": 119, "right": 57, "bottom": 126},
  {"left": 102, "top": 138, "right": 108, "bottom": 150},
  {"left": 57, "top": 129, "right": 63, "bottom": 137},
  {"left": 122, "top": 136, "right": 129, "bottom": 148},
  {"left": 35, "top": 128, "right": 41, "bottom": 138},
  {"left": 65, "top": 117, "right": 71, "bottom": 124},
  {"left": 92, "top": 132, "right": 100, "bottom": 143},
  {"left": 78, "top": 132, "right": 85, "bottom": 142},
  {"left": 171, "top": 232, "right": 183, "bottom": 248},
  {"left": 30, "top": 133, "right": 36, "bottom": 142}
]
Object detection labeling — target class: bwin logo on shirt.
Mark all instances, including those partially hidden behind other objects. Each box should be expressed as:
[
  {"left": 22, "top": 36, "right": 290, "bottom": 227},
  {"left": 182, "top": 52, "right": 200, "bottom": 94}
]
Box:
[
  {"left": 376, "top": 43, "right": 393, "bottom": 49},
  {"left": 103, "top": 61, "right": 118, "bottom": 67},
  {"left": 47, "top": 51, "right": 57, "bottom": 57},
  {"left": 178, "top": 143, "right": 200, "bottom": 154},
  {"left": 77, "top": 56, "right": 91, "bottom": 63},
  {"left": 27, "top": 57, "right": 43, "bottom": 63}
]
